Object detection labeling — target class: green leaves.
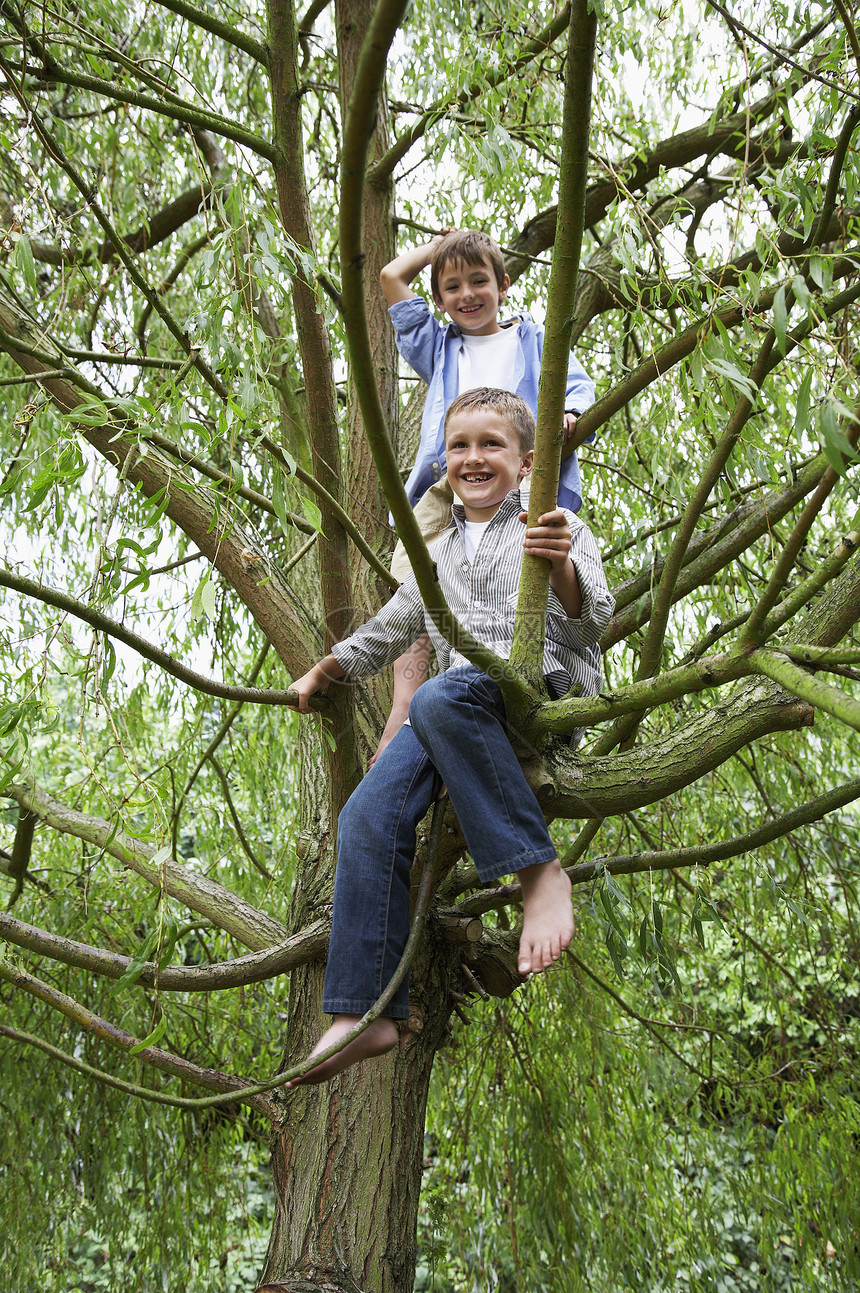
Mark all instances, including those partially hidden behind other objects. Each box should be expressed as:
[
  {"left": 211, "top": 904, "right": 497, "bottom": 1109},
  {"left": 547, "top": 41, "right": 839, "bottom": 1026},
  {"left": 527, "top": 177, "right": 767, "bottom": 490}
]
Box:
[
  {"left": 113, "top": 898, "right": 179, "bottom": 993},
  {"left": 16, "top": 234, "right": 38, "bottom": 296},
  {"left": 190, "top": 570, "right": 217, "bottom": 622},
  {"left": 817, "top": 401, "right": 860, "bottom": 476},
  {"left": 25, "top": 439, "right": 86, "bottom": 511}
]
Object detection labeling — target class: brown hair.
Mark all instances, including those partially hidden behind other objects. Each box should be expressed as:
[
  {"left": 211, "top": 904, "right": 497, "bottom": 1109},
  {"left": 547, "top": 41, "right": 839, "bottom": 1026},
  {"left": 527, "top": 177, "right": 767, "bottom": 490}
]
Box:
[
  {"left": 430, "top": 230, "right": 508, "bottom": 301},
  {"left": 444, "top": 388, "right": 535, "bottom": 454}
]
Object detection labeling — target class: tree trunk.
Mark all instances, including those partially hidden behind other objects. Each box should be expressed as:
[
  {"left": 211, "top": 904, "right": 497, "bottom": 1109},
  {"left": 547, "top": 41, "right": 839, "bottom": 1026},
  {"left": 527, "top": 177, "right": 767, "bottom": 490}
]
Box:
[{"left": 259, "top": 903, "right": 458, "bottom": 1291}]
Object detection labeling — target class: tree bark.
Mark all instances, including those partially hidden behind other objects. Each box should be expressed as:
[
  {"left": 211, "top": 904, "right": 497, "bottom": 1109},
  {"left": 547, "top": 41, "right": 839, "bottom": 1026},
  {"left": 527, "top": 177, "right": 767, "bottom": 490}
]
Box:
[{"left": 260, "top": 838, "right": 461, "bottom": 1291}]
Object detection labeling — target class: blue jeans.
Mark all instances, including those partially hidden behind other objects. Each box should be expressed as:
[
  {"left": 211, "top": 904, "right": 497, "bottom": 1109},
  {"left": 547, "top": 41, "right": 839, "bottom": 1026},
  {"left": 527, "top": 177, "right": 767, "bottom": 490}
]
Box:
[{"left": 323, "top": 667, "right": 558, "bottom": 1019}]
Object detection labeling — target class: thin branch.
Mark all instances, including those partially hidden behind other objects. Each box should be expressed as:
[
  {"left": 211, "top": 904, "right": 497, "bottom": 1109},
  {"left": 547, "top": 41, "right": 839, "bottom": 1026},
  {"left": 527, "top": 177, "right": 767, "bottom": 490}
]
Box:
[
  {"left": 604, "top": 453, "right": 832, "bottom": 649},
  {"left": 207, "top": 755, "right": 274, "bottom": 880},
  {"left": 760, "top": 527, "right": 860, "bottom": 640},
  {"left": 0, "top": 962, "right": 276, "bottom": 1115},
  {"left": 809, "top": 104, "right": 860, "bottom": 250},
  {"left": 703, "top": 0, "right": 860, "bottom": 103},
  {"left": 62, "top": 349, "right": 186, "bottom": 370},
  {"left": 455, "top": 775, "right": 860, "bottom": 916},
  {"left": 369, "top": 5, "right": 572, "bottom": 185},
  {"left": 0, "top": 367, "right": 69, "bottom": 385},
  {"left": 257, "top": 434, "right": 399, "bottom": 589},
  {"left": 174, "top": 642, "right": 272, "bottom": 821},
  {"left": 0, "top": 1024, "right": 274, "bottom": 1113},
  {"left": 142, "top": 427, "right": 312, "bottom": 531},
  {"left": 567, "top": 952, "right": 712, "bottom": 1079},
  {"left": 742, "top": 416, "right": 860, "bottom": 644},
  {"left": 137, "top": 231, "right": 212, "bottom": 347},
  {"left": 0, "top": 566, "right": 333, "bottom": 712},
  {"left": 0, "top": 55, "right": 276, "bottom": 159},
  {"left": 633, "top": 329, "right": 776, "bottom": 683},
  {"left": 0, "top": 62, "right": 230, "bottom": 401}
]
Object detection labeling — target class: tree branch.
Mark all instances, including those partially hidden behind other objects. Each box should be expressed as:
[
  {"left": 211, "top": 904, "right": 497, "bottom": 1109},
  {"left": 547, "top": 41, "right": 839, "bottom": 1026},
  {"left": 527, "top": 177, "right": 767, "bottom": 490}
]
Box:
[
  {"left": 629, "top": 328, "right": 776, "bottom": 697},
  {"left": 369, "top": 5, "right": 572, "bottom": 185},
  {"left": 0, "top": 911, "right": 327, "bottom": 989},
  {"left": 742, "top": 416, "right": 860, "bottom": 645},
  {"left": 505, "top": 63, "right": 824, "bottom": 277},
  {"left": 0, "top": 962, "right": 276, "bottom": 1115},
  {"left": 150, "top": 0, "right": 268, "bottom": 64},
  {"left": 0, "top": 55, "right": 276, "bottom": 160},
  {"left": 455, "top": 775, "right": 860, "bottom": 914},
  {"left": 5, "top": 779, "right": 288, "bottom": 950},
  {"left": 0, "top": 566, "right": 333, "bottom": 712},
  {"left": 749, "top": 649, "right": 860, "bottom": 733},
  {"left": 509, "top": 0, "right": 597, "bottom": 691},
  {"left": 337, "top": 0, "right": 530, "bottom": 703},
  {"left": 0, "top": 289, "right": 319, "bottom": 676}
]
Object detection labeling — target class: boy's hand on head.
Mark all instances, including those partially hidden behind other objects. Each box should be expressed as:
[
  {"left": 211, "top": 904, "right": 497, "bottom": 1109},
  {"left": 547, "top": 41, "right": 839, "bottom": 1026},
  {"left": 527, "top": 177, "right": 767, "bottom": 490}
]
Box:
[{"left": 520, "top": 507, "right": 573, "bottom": 574}]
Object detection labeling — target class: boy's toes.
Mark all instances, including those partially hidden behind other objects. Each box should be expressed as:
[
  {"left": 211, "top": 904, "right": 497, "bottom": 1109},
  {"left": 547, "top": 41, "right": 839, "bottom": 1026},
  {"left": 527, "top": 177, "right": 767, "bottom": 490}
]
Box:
[{"left": 518, "top": 944, "right": 536, "bottom": 976}]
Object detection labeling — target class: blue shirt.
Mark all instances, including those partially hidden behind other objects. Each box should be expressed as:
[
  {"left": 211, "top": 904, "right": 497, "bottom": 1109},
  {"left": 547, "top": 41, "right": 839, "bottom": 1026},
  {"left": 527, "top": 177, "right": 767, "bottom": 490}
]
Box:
[{"left": 390, "top": 296, "right": 595, "bottom": 513}]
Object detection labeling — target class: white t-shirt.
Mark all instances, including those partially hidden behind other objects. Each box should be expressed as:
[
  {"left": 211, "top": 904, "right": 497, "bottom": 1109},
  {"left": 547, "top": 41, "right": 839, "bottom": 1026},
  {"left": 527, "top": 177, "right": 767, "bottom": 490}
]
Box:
[
  {"left": 463, "top": 518, "right": 492, "bottom": 564},
  {"left": 458, "top": 324, "right": 521, "bottom": 395}
]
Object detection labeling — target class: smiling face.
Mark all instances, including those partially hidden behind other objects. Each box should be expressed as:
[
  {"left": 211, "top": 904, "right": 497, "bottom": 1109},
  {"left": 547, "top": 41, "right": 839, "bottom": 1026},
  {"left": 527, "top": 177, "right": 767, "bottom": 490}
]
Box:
[
  {"left": 445, "top": 409, "right": 534, "bottom": 522},
  {"left": 433, "top": 253, "right": 511, "bottom": 335}
]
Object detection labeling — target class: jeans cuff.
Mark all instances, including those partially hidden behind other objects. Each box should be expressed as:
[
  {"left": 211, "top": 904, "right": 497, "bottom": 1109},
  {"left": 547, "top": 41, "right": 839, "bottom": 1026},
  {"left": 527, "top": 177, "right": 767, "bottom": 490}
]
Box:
[
  {"left": 323, "top": 997, "right": 410, "bottom": 1021},
  {"left": 475, "top": 844, "right": 559, "bottom": 884}
]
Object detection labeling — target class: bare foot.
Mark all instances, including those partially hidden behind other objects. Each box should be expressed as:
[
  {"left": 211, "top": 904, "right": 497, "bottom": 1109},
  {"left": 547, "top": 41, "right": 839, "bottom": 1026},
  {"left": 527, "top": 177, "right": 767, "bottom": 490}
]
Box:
[
  {"left": 517, "top": 859, "right": 574, "bottom": 975},
  {"left": 285, "top": 1015, "right": 399, "bottom": 1087}
]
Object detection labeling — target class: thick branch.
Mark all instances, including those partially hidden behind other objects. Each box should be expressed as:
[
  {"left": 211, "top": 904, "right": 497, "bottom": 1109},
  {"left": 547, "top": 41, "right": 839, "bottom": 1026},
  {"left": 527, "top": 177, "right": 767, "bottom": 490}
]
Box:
[
  {"left": 337, "top": 0, "right": 529, "bottom": 702},
  {"left": 749, "top": 649, "right": 860, "bottom": 733},
  {"left": 150, "top": 0, "right": 268, "bottom": 64},
  {"left": 509, "top": 0, "right": 596, "bottom": 690},
  {"left": 542, "top": 678, "right": 813, "bottom": 818},
  {"left": 0, "top": 911, "right": 327, "bottom": 989},
  {"left": 267, "top": 0, "right": 361, "bottom": 809}
]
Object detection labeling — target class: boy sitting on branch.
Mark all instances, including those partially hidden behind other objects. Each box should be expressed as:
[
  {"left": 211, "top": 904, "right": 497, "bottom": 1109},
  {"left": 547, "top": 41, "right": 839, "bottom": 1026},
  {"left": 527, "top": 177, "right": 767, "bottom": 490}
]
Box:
[{"left": 287, "top": 388, "right": 613, "bottom": 1085}]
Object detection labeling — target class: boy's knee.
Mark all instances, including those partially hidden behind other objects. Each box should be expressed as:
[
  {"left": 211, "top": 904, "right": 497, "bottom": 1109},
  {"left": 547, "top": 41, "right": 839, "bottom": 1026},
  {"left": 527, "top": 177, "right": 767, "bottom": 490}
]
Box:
[
  {"left": 408, "top": 671, "right": 468, "bottom": 740},
  {"left": 408, "top": 673, "right": 442, "bottom": 724}
]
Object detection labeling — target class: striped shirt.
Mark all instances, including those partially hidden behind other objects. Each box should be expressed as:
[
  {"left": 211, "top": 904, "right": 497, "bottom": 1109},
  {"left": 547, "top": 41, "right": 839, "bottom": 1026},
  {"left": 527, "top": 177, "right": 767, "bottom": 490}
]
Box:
[{"left": 332, "top": 486, "right": 614, "bottom": 701}]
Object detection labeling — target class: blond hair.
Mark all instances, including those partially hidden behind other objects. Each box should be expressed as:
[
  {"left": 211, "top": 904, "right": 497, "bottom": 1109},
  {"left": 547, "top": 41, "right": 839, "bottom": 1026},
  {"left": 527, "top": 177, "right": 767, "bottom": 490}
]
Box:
[{"left": 444, "top": 388, "right": 535, "bottom": 453}]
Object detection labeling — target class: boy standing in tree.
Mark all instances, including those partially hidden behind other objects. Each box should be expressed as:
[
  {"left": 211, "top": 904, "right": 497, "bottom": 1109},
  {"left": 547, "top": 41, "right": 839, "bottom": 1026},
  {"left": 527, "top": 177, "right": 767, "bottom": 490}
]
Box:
[
  {"left": 374, "top": 228, "right": 595, "bottom": 761},
  {"left": 287, "top": 389, "right": 614, "bottom": 1085}
]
